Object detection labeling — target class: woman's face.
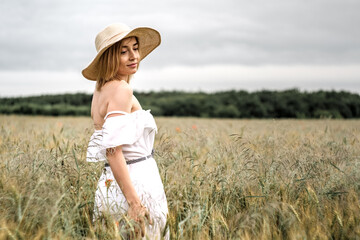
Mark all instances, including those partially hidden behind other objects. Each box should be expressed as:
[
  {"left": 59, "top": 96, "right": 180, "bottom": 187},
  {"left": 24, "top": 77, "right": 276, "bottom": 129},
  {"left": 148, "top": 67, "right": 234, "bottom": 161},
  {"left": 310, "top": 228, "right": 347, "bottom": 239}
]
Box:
[{"left": 117, "top": 37, "right": 140, "bottom": 77}]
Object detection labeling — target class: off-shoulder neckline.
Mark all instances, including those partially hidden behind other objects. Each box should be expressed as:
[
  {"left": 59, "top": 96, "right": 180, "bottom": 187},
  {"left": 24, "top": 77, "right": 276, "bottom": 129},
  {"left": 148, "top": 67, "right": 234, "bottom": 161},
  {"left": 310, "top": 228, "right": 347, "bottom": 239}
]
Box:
[
  {"left": 93, "top": 109, "right": 150, "bottom": 132},
  {"left": 104, "top": 109, "right": 149, "bottom": 119}
]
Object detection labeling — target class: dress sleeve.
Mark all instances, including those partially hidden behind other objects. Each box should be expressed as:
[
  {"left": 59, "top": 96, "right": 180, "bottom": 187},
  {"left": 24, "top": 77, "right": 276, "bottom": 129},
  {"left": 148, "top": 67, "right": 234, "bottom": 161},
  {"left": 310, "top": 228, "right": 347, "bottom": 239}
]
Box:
[
  {"left": 86, "top": 131, "right": 106, "bottom": 162},
  {"left": 86, "top": 114, "right": 143, "bottom": 162},
  {"left": 102, "top": 114, "right": 139, "bottom": 148}
]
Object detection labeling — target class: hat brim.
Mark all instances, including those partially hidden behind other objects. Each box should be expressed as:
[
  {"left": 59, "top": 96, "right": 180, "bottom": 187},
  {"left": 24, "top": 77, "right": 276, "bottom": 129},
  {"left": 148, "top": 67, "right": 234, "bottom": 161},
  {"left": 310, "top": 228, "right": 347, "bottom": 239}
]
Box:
[{"left": 82, "top": 27, "right": 161, "bottom": 81}]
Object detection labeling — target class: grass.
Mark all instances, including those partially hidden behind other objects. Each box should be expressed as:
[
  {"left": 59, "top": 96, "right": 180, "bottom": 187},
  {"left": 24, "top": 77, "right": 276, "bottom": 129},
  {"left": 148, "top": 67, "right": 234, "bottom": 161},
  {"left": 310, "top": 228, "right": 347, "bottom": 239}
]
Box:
[{"left": 0, "top": 115, "right": 359, "bottom": 239}]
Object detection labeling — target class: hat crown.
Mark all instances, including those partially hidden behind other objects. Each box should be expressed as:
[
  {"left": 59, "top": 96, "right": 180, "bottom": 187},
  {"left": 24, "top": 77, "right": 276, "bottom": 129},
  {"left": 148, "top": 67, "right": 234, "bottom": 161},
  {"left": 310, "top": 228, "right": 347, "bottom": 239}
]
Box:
[{"left": 95, "top": 23, "right": 131, "bottom": 52}]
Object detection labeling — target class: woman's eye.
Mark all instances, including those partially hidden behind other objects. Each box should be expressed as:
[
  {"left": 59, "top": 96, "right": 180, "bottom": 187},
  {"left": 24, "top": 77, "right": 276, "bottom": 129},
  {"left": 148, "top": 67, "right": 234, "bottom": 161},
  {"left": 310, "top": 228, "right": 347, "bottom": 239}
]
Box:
[
  {"left": 134, "top": 48, "right": 139, "bottom": 51},
  {"left": 121, "top": 51, "right": 127, "bottom": 54}
]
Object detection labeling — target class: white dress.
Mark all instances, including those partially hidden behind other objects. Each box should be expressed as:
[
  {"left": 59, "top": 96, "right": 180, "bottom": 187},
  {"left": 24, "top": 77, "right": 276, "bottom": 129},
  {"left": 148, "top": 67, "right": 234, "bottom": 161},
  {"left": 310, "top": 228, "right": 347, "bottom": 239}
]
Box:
[{"left": 86, "top": 109, "right": 169, "bottom": 239}]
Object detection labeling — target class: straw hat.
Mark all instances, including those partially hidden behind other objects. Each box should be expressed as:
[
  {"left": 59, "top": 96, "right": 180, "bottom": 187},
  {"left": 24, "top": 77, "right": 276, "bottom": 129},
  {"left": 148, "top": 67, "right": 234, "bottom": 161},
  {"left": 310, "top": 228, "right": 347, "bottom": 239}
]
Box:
[{"left": 82, "top": 23, "right": 161, "bottom": 80}]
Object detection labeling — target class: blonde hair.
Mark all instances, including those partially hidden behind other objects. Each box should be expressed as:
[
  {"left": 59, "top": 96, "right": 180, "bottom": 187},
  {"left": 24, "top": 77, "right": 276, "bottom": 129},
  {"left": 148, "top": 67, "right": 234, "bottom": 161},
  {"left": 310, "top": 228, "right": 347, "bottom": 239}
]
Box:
[{"left": 96, "top": 37, "right": 138, "bottom": 91}]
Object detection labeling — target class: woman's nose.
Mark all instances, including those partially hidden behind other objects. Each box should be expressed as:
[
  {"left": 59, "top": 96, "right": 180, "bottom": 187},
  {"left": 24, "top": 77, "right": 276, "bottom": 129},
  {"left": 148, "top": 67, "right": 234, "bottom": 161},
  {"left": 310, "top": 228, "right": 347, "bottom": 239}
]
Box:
[{"left": 129, "top": 49, "right": 138, "bottom": 60}]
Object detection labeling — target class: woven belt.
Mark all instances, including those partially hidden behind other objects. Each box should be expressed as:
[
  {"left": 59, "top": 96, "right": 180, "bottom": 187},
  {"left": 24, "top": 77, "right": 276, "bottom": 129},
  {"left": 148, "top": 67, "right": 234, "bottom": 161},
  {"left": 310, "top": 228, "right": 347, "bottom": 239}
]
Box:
[{"left": 104, "top": 149, "right": 154, "bottom": 167}]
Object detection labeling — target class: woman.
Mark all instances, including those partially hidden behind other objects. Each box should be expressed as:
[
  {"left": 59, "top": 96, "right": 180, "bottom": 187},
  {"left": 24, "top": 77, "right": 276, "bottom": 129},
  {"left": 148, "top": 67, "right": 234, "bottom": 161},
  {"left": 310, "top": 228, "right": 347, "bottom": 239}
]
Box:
[{"left": 82, "top": 23, "right": 169, "bottom": 239}]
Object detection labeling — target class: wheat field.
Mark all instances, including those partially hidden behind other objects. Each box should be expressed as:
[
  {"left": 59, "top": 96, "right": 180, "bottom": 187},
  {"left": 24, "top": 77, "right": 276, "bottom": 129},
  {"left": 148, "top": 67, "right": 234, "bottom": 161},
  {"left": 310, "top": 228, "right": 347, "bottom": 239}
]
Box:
[{"left": 0, "top": 115, "right": 359, "bottom": 239}]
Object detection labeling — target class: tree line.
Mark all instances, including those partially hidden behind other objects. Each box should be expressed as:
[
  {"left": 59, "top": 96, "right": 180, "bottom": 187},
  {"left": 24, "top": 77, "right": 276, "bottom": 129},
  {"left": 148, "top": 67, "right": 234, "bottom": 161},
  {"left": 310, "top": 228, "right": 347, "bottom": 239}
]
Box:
[{"left": 0, "top": 89, "right": 359, "bottom": 118}]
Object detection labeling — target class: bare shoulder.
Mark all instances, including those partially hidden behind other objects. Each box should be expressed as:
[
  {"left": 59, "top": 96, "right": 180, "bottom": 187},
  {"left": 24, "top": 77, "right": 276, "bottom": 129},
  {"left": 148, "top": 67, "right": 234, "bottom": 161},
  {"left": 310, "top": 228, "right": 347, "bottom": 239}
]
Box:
[
  {"left": 115, "top": 80, "right": 133, "bottom": 92},
  {"left": 102, "top": 79, "right": 131, "bottom": 90},
  {"left": 101, "top": 80, "right": 133, "bottom": 97},
  {"left": 105, "top": 80, "right": 133, "bottom": 113}
]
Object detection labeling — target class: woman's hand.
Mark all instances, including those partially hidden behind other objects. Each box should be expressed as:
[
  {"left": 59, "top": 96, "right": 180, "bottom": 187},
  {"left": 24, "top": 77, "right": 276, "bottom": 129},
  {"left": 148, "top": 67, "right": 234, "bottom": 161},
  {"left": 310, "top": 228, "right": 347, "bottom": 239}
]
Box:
[{"left": 127, "top": 203, "right": 152, "bottom": 238}]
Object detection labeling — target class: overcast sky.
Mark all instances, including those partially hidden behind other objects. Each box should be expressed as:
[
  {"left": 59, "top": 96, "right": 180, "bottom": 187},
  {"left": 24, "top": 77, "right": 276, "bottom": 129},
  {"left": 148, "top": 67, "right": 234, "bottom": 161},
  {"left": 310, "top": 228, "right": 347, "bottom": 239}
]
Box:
[{"left": 0, "top": 0, "right": 359, "bottom": 97}]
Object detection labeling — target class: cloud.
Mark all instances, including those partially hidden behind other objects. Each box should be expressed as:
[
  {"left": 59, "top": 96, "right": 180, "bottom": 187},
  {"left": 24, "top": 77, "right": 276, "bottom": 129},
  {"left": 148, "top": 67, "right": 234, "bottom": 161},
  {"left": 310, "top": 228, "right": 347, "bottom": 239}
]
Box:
[
  {"left": 0, "top": 0, "right": 359, "bottom": 96},
  {"left": 1, "top": 0, "right": 360, "bottom": 72}
]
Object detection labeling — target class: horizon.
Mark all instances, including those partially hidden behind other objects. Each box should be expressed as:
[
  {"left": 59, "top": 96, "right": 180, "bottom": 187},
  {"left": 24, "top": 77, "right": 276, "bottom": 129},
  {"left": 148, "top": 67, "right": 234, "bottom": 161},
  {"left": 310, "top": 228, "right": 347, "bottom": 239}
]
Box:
[{"left": 1, "top": 87, "right": 359, "bottom": 99}]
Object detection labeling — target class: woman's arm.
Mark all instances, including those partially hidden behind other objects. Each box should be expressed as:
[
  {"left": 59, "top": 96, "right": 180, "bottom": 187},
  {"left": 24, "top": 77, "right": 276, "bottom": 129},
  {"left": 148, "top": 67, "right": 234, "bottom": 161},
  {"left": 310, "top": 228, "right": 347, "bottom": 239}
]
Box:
[
  {"left": 105, "top": 81, "right": 151, "bottom": 237},
  {"left": 106, "top": 81, "right": 139, "bottom": 205},
  {"left": 106, "top": 146, "right": 141, "bottom": 207},
  {"left": 107, "top": 145, "right": 151, "bottom": 237}
]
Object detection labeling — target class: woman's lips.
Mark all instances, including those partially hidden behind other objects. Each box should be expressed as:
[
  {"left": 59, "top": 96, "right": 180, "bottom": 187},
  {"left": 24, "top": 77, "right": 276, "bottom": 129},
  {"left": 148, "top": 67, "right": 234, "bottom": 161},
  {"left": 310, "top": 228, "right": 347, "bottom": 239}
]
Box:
[{"left": 128, "top": 63, "right": 137, "bottom": 68}]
